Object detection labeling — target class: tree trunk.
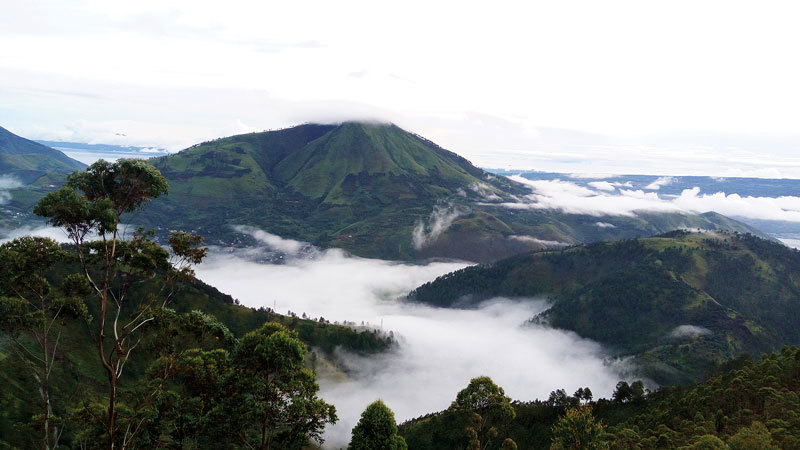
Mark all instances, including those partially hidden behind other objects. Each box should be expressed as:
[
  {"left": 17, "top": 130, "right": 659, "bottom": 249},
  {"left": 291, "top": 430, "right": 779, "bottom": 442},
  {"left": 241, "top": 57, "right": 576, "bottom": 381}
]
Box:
[
  {"left": 42, "top": 334, "right": 51, "bottom": 450},
  {"left": 108, "top": 370, "right": 117, "bottom": 449}
]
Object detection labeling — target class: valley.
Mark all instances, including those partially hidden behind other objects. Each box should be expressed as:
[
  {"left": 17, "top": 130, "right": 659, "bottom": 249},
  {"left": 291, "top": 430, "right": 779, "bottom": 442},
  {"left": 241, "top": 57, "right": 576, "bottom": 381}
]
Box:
[{"left": 2, "top": 125, "right": 800, "bottom": 449}]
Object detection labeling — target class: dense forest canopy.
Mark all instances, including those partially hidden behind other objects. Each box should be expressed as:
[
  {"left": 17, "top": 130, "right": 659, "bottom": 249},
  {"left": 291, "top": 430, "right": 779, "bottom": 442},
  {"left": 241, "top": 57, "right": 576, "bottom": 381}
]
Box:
[{"left": 410, "top": 231, "right": 800, "bottom": 385}]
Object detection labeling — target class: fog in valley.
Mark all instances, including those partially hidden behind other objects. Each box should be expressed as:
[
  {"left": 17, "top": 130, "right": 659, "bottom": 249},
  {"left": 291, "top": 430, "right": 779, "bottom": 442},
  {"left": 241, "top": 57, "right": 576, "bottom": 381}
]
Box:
[{"left": 196, "top": 228, "right": 628, "bottom": 447}]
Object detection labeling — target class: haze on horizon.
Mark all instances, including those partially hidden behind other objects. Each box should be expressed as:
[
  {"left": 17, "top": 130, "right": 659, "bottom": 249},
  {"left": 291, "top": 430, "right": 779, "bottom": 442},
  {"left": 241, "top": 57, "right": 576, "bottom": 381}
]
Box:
[{"left": 2, "top": 1, "right": 800, "bottom": 178}]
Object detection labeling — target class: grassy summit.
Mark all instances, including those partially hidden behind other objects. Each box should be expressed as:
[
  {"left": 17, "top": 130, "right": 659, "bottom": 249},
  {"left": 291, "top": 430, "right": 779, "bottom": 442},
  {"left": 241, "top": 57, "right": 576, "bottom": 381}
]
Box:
[{"left": 141, "top": 122, "right": 760, "bottom": 262}]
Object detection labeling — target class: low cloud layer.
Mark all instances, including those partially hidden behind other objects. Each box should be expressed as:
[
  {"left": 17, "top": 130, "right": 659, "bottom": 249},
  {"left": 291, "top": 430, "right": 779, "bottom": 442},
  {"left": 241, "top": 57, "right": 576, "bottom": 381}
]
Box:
[
  {"left": 196, "top": 229, "right": 628, "bottom": 448},
  {"left": 668, "top": 325, "right": 712, "bottom": 338},
  {"left": 509, "top": 235, "right": 570, "bottom": 247},
  {"left": 645, "top": 176, "right": 676, "bottom": 190},
  {"left": 0, "top": 175, "right": 23, "bottom": 204},
  {"left": 232, "top": 225, "right": 312, "bottom": 255},
  {"left": 0, "top": 225, "right": 68, "bottom": 244},
  {"left": 412, "top": 203, "right": 468, "bottom": 249},
  {"left": 504, "top": 176, "right": 800, "bottom": 223}
]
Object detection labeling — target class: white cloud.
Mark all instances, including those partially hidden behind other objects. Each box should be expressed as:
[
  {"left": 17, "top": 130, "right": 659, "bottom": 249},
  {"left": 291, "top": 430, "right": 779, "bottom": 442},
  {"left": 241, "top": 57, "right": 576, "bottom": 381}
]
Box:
[
  {"left": 509, "top": 235, "right": 570, "bottom": 247},
  {"left": 0, "top": 175, "right": 23, "bottom": 204},
  {"left": 232, "top": 225, "right": 310, "bottom": 255},
  {"left": 195, "top": 228, "right": 630, "bottom": 447},
  {"left": 668, "top": 325, "right": 711, "bottom": 338},
  {"left": 502, "top": 176, "right": 800, "bottom": 223},
  {"left": 412, "top": 203, "right": 468, "bottom": 250},
  {"left": 568, "top": 173, "right": 616, "bottom": 179},
  {"left": 0, "top": 225, "right": 69, "bottom": 244},
  {"left": 673, "top": 188, "right": 800, "bottom": 222},
  {"left": 779, "top": 238, "right": 800, "bottom": 250},
  {"left": 594, "top": 222, "right": 616, "bottom": 228},
  {"left": 503, "top": 176, "right": 684, "bottom": 217},
  {"left": 588, "top": 181, "right": 616, "bottom": 191},
  {"left": 4, "top": 1, "right": 800, "bottom": 178},
  {"left": 611, "top": 181, "right": 634, "bottom": 188},
  {"left": 644, "top": 176, "right": 676, "bottom": 190}
]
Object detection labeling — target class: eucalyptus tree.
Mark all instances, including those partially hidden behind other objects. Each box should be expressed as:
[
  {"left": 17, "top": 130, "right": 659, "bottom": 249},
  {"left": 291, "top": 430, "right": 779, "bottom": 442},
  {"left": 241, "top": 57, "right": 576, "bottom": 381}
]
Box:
[
  {"left": 225, "top": 322, "right": 337, "bottom": 449},
  {"left": 34, "top": 159, "right": 207, "bottom": 449},
  {"left": 0, "top": 236, "right": 91, "bottom": 449},
  {"left": 349, "top": 400, "right": 407, "bottom": 450},
  {"left": 449, "top": 376, "right": 516, "bottom": 450}
]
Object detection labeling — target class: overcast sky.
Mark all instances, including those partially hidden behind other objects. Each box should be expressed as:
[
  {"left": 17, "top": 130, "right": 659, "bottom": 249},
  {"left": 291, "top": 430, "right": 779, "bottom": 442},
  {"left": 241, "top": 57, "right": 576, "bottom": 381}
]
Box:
[{"left": 3, "top": 1, "right": 800, "bottom": 177}]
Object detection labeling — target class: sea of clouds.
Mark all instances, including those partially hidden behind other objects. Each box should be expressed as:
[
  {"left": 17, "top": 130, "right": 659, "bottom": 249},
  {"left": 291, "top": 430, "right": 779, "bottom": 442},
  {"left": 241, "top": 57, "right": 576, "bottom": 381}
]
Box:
[
  {"left": 503, "top": 175, "right": 800, "bottom": 223},
  {"left": 195, "top": 228, "right": 628, "bottom": 447}
]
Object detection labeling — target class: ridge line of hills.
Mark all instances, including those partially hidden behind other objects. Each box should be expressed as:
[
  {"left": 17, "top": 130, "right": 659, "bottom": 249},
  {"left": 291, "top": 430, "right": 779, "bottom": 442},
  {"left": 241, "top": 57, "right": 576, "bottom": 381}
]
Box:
[{"left": 408, "top": 229, "right": 800, "bottom": 385}]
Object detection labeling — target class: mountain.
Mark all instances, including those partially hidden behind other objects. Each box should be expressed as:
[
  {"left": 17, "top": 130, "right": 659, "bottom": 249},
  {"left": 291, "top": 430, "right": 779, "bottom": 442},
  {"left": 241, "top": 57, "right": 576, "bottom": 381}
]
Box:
[
  {"left": 142, "top": 122, "right": 762, "bottom": 262},
  {"left": 0, "top": 126, "right": 86, "bottom": 184},
  {"left": 409, "top": 231, "right": 800, "bottom": 384}
]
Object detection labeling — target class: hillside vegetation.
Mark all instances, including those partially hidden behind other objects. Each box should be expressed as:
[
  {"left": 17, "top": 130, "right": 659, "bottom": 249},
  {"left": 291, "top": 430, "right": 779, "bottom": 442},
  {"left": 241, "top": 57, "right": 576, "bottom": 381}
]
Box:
[
  {"left": 400, "top": 346, "right": 800, "bottom": 449},
  {"left": 0, "top": 255, "right": 394, "bottom": 449},
  {"left": 135, "top": 122, "right": 761, "bottom": 262},
  {"left": 410, "top": 231, "right": 800, "bottom": 384}
]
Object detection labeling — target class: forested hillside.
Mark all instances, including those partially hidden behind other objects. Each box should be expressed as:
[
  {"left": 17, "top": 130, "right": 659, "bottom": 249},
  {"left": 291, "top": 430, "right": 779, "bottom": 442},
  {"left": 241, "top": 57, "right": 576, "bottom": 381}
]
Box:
[
  {"left": 410, "top": 231, "right": 800, "bottom": 384},
  {"left": 0, "top": 159, "right": 392, "bottom": 449},
  {"left": 400, "top": 346, "right": 800, "bottom": 449}
]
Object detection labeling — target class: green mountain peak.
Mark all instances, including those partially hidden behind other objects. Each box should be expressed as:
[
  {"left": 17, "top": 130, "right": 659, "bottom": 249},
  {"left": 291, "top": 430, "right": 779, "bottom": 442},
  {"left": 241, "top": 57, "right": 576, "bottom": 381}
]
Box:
[{"left": 144, "top": 123, "right": 761, "bottom": 261}]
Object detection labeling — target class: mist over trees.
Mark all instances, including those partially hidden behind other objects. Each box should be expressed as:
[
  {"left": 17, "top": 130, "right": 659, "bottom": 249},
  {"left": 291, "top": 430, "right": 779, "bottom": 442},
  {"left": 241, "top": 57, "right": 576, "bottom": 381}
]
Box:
[
  {"left": 0, "top": 160, "right": 343, "bottom": 449},
  {"left": 3, "top": 154, "right": 800, "bottom": 449}
]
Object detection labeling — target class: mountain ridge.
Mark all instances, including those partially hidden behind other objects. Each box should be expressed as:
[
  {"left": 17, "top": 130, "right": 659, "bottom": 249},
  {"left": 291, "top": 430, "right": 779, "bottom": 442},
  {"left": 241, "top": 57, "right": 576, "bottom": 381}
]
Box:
[
  {"left": 408, "top": 230, "right": 800, "bottom": 384},
  {"left": 0, "top": 126, "right": 86, "bottom": 184},
  {"left": 138, "top": 122, "right": 765, "bottom": 262}
]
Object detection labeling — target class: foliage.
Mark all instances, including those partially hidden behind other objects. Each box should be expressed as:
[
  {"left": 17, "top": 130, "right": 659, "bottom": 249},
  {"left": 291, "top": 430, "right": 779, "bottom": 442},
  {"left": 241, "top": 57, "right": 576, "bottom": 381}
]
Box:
[
  {"left": 224, "top": 322, "right": 337, "bottom": 449},
  {"left": 33, "top": 159, "right": 200, "bottom": 448},
  {"left": 0, "top": 236, "right": 90, "bottom": 449},
  {"left": 410, "top": 231, "right": 800, "bottom": 384},
  {"left": 349, "top": 399, "right": 408, "bottom": 450},
  {"left": 130, "top": 122, "right": 758, "bottom": 263},
  {"left": 402, "top": 347, "right": 800, "bottom": 449},
  {"left": 550, "top": 405, "right": 607, "bottom": 450}
]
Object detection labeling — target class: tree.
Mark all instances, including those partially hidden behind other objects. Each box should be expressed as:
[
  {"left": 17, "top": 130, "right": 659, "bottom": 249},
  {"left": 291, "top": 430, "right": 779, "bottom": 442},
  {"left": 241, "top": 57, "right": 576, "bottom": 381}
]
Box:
[
  {"left": 348, "top": 399, "right": 407, "bottom": 450},
  {"left": 225, "top": 322, "right": 337, "bottom": 449},
  {"left": 629, "top": 381, "right": 645, "bottom": 403},
  {"left": 574, "top": 387, "right": 593, "bottom": 404},
  {"left": 128, "top": 310, "right": 237, "bottom": 448},
  {"left": 688, "top": 435, "right": 727, "bottom": 450},
  {"left": 550, "top": 405, "right": 607, "bottom": 450},
  {"left": 612, "top": 381, "right": 633, "bottom": 403},
  {"left": 449, "top": 376, "right": 516, "bottom": 450},
  {"left": 0, "top": 236, "right": 90, "bottom": 450},
  {"left": 727, "top": 421, "right": 778, "bottom": 450},
  {"left": 33, "top": 159, "right": 207, "bottom": 449},
  {"left": 548, "top": 389, "right": 579, "bottom": 408}
]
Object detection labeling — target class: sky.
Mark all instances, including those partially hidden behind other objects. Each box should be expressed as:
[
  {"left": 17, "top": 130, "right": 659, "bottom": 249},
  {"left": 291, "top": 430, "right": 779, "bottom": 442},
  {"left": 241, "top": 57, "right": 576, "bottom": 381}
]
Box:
[{"left": 2, "top": 1, "right": 800, "bottom": 176}]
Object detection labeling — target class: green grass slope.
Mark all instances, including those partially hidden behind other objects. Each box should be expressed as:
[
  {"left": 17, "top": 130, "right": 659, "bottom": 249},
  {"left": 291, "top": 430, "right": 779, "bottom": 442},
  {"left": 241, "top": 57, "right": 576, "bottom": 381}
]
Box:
[
  {"left": 0, "top": 126, "right": 85, "bottom": 184},
  {"left": 409, "top": 231, "right": 800, "bottom": 384},
  {"left": 139, "top": 122, "right": 761, "bottom": 262}
]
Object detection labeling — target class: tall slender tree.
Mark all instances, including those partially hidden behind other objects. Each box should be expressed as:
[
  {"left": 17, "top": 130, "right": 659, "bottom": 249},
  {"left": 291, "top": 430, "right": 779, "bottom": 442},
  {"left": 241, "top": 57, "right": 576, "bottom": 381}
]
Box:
[
  {"left": 34, "top": 159, "right": 206, "bottom": 449},
  {"left": 0, "top": 236, "right": 91, "bottom": 449}
]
